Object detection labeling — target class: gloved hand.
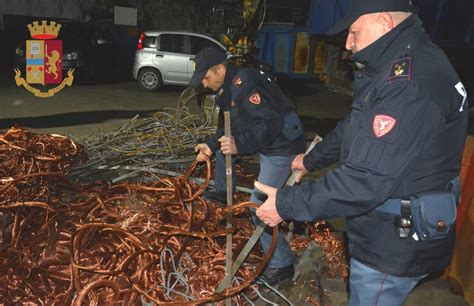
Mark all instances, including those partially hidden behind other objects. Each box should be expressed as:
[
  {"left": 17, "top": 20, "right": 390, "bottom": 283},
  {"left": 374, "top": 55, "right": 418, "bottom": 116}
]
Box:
[
  {"left": 291, "top": 153, "right": 308, "bottom": 182},
  {"left": 195, "top": 143, "right": 212, "bottom": 162}
]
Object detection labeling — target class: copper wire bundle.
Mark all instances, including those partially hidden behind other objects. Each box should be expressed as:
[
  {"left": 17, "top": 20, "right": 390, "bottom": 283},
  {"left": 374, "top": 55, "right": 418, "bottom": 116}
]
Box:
[
  {"left": 310, "top": 222, "right": 349, "bottom": 279},
  {"left": 0, "top": 128, "right": 279, "bottom": 305},
  {"left": 290, "top": 221, "right": 349, "bottom": 280},
  {"left": 0, "top": 127, "right": 348, "bottom": 305}
]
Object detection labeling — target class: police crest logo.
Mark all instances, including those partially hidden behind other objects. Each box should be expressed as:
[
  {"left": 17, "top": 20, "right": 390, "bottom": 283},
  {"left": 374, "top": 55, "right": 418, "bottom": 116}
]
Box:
[
  {"left": 13, "top": 20, "right": 75, "bottom": 98},
  {"left": 373, "top": 114, "right": 397, "bottom": 138},
  {"left": 248, "top": 93, "right": 261, "bottom": 105}
]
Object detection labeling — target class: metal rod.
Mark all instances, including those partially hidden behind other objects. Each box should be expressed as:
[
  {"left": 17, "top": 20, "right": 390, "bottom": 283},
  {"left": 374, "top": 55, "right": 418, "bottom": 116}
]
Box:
[{"left": 224, "top": 111, "right": 233, "bottom": 306}]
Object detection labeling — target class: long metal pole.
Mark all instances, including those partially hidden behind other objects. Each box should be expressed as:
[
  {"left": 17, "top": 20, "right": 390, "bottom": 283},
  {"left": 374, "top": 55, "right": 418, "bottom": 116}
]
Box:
[{"left": 224, "top": 112, "right": 233, "bottom": 305}]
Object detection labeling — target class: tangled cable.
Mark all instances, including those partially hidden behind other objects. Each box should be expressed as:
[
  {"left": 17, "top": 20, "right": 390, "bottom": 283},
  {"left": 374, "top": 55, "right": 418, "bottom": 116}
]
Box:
[
  {"left": 72, "top": 107, "right": 216, "bottom": 180},
  {"left": 0, "top": 127, "right": 279, "bottom": 305}
]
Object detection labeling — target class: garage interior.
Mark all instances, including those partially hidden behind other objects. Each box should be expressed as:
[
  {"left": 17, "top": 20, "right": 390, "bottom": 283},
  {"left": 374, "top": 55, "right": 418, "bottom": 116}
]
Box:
[{"left": 1, "top": 0, "right": 473, "bottom": 305}]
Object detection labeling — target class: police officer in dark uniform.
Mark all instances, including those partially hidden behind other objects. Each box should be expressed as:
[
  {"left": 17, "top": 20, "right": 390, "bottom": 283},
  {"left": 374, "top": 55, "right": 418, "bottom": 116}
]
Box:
[
  {"left": 190, "top": 47, "right": 306, "bottom": 284},
  {"left": 255, "top": 0, "right": 469, "bottom": 304}
]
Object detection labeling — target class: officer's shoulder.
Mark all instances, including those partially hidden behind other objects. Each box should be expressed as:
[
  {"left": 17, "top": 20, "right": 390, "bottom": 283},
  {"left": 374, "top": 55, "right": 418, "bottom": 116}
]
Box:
[{"left": 232, "top": 68, "right": 257, "bottom": 88}]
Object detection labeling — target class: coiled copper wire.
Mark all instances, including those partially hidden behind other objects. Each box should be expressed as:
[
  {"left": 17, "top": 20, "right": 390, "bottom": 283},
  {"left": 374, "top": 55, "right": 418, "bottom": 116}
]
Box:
[{"left": 0, "top": 128, "right": 279, "bottom": 305}]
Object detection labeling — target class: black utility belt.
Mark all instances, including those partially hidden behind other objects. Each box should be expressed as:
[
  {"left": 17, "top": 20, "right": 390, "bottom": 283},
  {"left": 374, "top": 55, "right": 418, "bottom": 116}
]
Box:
[{"left": 368, "top": 177, "right": 460, "bottom": 241}]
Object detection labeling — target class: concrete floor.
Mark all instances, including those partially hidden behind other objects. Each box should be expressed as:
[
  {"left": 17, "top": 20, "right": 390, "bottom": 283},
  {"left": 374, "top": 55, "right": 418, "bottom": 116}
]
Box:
[{"left": 0, "top": 70, "right": 471, "bottom": 305}]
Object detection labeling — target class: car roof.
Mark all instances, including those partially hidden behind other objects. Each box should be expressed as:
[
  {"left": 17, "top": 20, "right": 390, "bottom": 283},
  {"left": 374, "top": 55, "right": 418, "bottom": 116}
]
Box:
[
  {"left": 143, "top": 30, "right": 216, "bottom": 38},
  {"left": 142, "top": 30, "right": 226, "bottom": 49}
]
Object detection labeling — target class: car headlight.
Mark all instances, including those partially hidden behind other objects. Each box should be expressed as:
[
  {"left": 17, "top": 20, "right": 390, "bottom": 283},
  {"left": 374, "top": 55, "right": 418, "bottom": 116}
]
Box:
[
  {"left": 63, "top": 51, "right": 79, "bottom": 60},
  {"left": 15, "top": 47, "right": 24, "bottom": 57}
]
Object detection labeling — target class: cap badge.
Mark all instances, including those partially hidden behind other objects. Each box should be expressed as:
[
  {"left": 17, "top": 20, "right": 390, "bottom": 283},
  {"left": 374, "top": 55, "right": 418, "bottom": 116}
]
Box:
[{"left": 373, "top": 114, "right": 397, "bottom": 138}]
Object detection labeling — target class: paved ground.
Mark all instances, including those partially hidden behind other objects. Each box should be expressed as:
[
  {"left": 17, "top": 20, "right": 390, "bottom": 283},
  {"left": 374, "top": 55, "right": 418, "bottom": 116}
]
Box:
[{"left": 0, "top": 70, "right": 471, "bottom": 305}]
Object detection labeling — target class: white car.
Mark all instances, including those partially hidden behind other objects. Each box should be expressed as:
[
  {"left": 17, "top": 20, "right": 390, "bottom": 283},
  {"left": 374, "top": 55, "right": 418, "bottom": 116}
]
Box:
[{"left": 132, "top": 31, "right": 226, "bottom": 91}]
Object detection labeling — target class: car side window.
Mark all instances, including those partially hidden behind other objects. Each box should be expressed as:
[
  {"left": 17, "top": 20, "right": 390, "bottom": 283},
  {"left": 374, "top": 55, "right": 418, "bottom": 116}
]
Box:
[
  {"left": 143, "top": 36, "right": 156, "bottom": 48},
  {"left": 159, "top": 34, "right": 185, "bottom": 53},
  {"left": 189, "top": 36, "right": 222, "bottom": 55}
]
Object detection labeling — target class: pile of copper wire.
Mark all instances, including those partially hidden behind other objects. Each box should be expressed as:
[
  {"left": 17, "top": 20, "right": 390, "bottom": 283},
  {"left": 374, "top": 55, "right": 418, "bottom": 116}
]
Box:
[
  {"left": 0, "top": 127, "right": 85, "bottom": 211},
  {"left": 0, "top": 128, "right": 278, "bottom": 305},
  {"left": 290, "top": 221, "right": 349, "bottom": 280},
  {"left": 310, "top": 222, "right": 349, "bottom": 279},
  {"left": 0, "top": 127, "right": 349, "bottom": 305}
]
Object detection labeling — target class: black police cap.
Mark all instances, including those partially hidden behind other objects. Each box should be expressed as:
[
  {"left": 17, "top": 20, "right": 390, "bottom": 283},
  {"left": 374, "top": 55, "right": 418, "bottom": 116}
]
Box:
[
  {"left": 327, "top": 0, "right": 416, "bottom": 35},
  {"left": 189, "top": 47, "right": 227, "bottom": 86}
]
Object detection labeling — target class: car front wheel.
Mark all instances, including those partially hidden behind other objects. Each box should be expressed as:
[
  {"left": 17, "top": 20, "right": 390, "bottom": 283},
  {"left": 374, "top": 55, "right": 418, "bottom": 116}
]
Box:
[{"left": 138, "top": 68, "right": 163, "bottom": 91}]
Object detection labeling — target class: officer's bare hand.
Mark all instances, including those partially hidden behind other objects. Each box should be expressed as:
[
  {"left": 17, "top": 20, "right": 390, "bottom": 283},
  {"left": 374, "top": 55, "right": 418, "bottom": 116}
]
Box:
[
  {"left": 291, "top": 154, "right": 308, "bottom": 182},
  {"left": 218, "top": 136, "right": 238, "bottom": 155},
  {"left": 195, "top": 143, "right": 212, "bottom": 162},
  {"left": 255, "top": 181, "right": 283, "bottom": 227}
]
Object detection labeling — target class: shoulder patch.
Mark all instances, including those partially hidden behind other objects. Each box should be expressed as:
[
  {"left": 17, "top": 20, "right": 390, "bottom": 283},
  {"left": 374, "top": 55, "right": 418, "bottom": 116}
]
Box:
[
  {"left": 388, "top": 57, "right": 411, "bottom": 80},
  {"left": 233, "top": 76, "right": 243, "bottom": 87},
  {"left": 248, "top": 93, "right": 261, "bottom": 105},
  {"left": 373, "top": 114, "right": 397, "bottom": 138}
]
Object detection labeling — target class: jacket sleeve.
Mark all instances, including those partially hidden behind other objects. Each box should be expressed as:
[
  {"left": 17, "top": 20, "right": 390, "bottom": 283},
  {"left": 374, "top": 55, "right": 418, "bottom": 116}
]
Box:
[
  {"left": 276, "top": 80, "right": 445, "bottom": 221},
  {"left": 303, "top": 116, "right": 348, "bottom": 172},
  {"left": 206, "top": 128, "right": 224, "bottom": 153},
  {"left": 232, "top": 83, "right": 284, "bottom": 155}
]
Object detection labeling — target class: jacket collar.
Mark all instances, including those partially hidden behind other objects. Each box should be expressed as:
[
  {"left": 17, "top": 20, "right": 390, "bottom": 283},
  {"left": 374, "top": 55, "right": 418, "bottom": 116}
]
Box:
[
  {"left": 352, "top": 15, "right": 424, "bottom": 72},
  {"left": 221, "top": 64, "right": 236, "bottom": 94}
]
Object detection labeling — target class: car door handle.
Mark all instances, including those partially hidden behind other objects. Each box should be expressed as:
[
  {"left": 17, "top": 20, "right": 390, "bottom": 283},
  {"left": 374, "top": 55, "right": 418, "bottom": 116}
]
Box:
[{"left": 156, "top": 54, "right": 164, "bottom": 57}]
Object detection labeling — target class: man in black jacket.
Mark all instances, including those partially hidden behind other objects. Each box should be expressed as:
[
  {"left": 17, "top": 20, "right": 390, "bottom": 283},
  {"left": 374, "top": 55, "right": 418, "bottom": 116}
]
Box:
[
  {"left": 191, "top": 47, "right": 306, "bottom": 285},
  {"left": 255, "top": 0, "right": 469, "bottom": 304}
]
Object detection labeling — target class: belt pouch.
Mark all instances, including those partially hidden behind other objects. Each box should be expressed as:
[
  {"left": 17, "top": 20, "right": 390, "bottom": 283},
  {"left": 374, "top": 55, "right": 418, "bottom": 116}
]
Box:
[{"left": 410, "top": 191, "right": 456, "bottom": 241}]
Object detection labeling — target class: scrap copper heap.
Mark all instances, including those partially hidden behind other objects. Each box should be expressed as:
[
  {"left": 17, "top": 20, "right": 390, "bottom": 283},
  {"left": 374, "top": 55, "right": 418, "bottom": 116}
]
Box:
[
  {"left": 290, "top": 222, "right": 349, "bottom": 280},
  {"left": 0, "top": 127, "right": 271, "bottom": 305},
  {"left": 0, "top": 127, "right": 348, "bottom": 305}
]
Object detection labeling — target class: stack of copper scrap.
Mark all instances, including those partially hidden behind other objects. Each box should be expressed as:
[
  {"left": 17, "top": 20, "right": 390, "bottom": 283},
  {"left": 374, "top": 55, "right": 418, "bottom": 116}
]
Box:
[
  {"left": 0, "top": 127, "right": 348, "bottom": 305},
  {"left": 290, "top": 221, "right": 349, "bottom": 280},
  {"left": 0, "top": 127, "right": 272, "bottom": 305}
]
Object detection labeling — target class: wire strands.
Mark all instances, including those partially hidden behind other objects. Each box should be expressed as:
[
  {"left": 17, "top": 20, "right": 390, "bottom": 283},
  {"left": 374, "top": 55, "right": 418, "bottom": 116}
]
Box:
[
  {"left": 72, "top": 108, "right": 216, "bottom": 179},
  {"left": 0, "top": 128, "right": 279, "bottom": 305}
]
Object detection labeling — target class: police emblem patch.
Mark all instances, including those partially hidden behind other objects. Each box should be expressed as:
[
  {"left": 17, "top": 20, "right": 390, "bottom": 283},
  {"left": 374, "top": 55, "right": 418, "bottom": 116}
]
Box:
[
  {"left": 248, "top": 93, "right": 261, "bottom": 105},
  {"left": 233, "top": 76, "right": 242, "bottom": 86},
  {"left": 373, "top": 114, "right": 397, "bottom": 138},
  {"left": 388, "top": 57, "right": 411, "bottom": 80}
]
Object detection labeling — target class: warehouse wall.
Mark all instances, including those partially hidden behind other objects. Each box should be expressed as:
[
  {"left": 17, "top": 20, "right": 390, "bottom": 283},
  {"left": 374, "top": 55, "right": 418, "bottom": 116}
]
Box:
[
  {"left": 137, "top": 0, "right": 220, "bottom": 33},
  {"left": 0, "top": 0, "right": 96, "bottom": 29}
]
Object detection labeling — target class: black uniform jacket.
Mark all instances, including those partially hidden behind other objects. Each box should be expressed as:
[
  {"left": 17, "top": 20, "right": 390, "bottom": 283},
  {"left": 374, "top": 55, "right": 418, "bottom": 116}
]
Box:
[
  {"left": 206, "top": 65, "right": 305, "bottom": 156},
  {"left": 276, "top": 15, "right": 469, "bottom": 276}
]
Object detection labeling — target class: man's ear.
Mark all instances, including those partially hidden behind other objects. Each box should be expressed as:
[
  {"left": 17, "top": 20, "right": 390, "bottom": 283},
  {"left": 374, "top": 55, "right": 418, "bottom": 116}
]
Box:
[
  {"left": 377, "top": 13, "right": 395, "bottom": 32},
  {"left": 218, "top": 63, "right": 227, "bottom": 73}
]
